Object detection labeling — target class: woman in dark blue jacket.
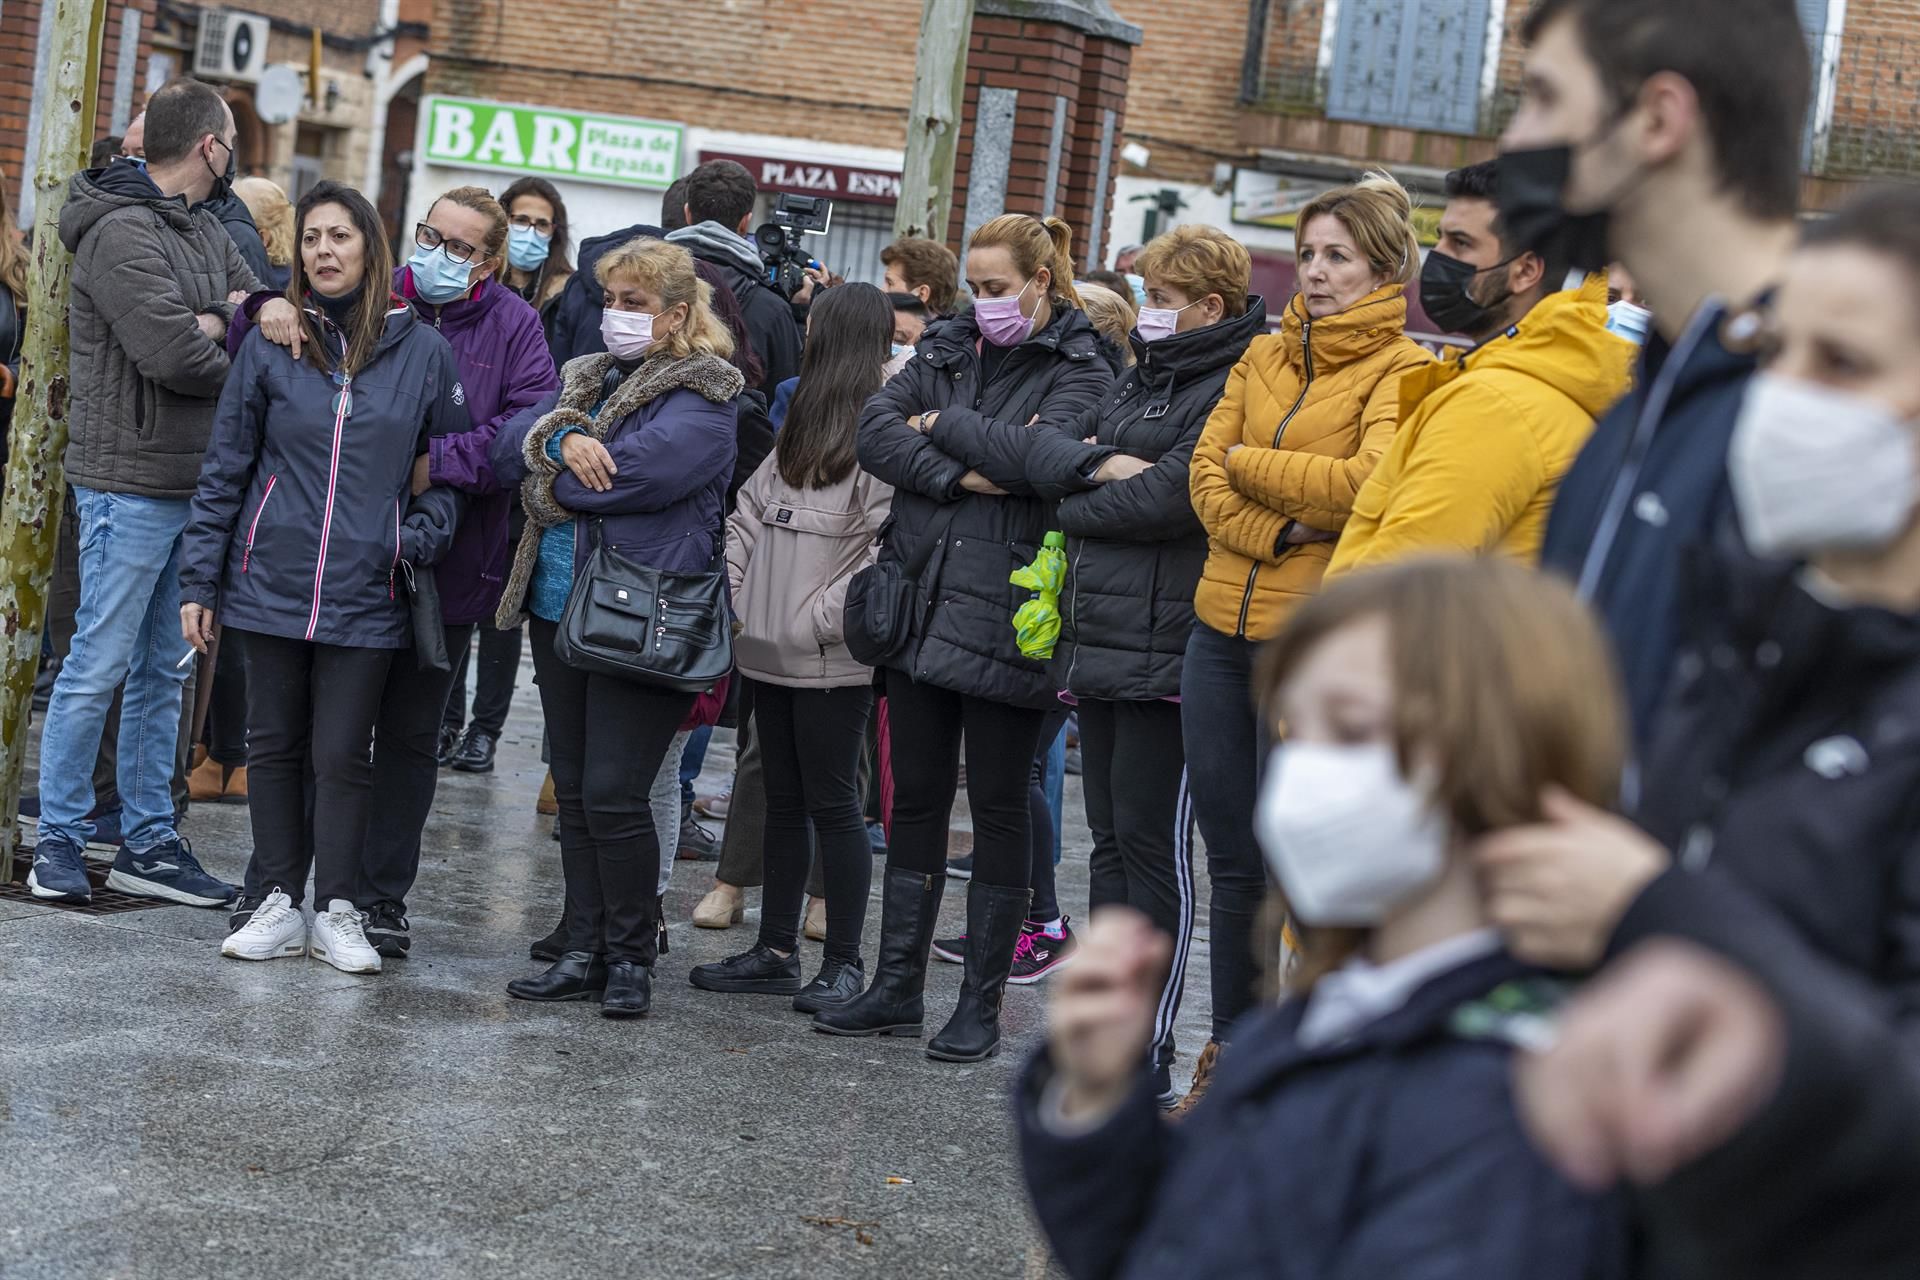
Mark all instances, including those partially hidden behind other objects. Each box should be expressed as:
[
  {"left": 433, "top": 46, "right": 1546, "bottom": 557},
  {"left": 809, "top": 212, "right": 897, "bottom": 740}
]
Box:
[
  {"left": 492, "top": 236, "right": 741, "bottom": 1019},
  {"left": 1019, "top": 559, "right": 1629, "bottom": 1279},
  {"left": 181, "top": 182, "right": 464, "bottom": 977}
]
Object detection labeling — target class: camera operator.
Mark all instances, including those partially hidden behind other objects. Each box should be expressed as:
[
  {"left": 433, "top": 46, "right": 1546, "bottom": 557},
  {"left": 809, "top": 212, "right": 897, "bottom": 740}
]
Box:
[{"left": 667, "top": 159, "right": 803, "bottom": 388}]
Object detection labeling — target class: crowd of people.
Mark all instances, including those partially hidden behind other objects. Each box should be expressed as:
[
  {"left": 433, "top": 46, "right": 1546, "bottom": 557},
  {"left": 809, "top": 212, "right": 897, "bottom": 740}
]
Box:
[{"left": 11, "top": 0, "right": 1920, "bottom": 1272}]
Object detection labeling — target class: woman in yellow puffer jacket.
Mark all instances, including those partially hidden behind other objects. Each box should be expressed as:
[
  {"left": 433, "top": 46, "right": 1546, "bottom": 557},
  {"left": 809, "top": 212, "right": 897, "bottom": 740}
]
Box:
[{"left": 1176, "top": 172, "right": 1434, "bottom": 1105}]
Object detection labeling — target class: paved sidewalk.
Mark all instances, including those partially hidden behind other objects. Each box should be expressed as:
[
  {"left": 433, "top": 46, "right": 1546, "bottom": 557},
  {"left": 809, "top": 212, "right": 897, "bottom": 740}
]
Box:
[{"left": 0, "top": 656, "right": 1215, "bottom": 1279}]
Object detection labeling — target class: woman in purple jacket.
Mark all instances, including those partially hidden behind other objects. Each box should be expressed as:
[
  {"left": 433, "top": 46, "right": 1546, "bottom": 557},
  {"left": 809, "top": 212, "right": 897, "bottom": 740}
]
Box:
[{"left": 493, "top": 237, "right": 740, "bottom": 1018}]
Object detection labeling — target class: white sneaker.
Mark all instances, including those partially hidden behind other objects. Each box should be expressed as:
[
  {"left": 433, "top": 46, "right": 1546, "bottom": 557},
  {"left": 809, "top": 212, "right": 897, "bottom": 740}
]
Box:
[
  {"left": 310, "top": 900, "right": 383, "bottom": 974},
  {"left": 220, "top": 890, "right": 307, "bottom": 961}
]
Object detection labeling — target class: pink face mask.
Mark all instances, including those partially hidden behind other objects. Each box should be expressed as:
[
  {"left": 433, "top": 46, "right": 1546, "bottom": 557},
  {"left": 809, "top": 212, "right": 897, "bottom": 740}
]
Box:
[
  {"left": 601, "top": 309, "right": 655, "bottom": 360},
  {"left": 975, "top": 277, "right": 1037, "bottom": 347}
]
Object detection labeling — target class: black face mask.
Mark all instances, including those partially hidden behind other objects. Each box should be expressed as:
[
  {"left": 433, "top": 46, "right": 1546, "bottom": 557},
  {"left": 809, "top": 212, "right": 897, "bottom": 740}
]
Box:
[
  {"left": 205, "top": 137, "right": 237, "bottom": 204},
  {"left": 1497, "top": 144, "right": 1616, "bottom": 275},
  {"left": 1419, "top": 248, "right": 1516, "bottom": 337}
]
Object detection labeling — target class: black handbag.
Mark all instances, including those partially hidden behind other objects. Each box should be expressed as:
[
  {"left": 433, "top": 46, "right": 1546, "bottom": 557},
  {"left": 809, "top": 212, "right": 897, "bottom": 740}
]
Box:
[
  {"left": 398, "top": 561, "right": 450, "bottom": 672},
  {"left": 844, "top": 504, "right": 958, "bottom": 667},
  {"left": 555, "top": 519, "right": 733, "bottom": 693}
]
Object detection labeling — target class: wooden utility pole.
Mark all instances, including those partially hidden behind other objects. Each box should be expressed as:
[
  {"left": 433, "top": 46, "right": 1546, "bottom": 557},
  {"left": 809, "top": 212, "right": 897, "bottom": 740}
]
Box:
[
  {"left": 894, "top": 0, "right": 975, "bottom": 244},
  {"left": 0, "top": 0, "right": 111, "bottom": 884}
]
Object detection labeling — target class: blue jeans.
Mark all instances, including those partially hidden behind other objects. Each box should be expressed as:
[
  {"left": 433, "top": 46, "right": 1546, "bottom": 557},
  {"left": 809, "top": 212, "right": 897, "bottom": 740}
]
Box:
[
  {"left": 1180, "top": 622, "right": 1271, "bottom": 1042},
  {"left": 37, "top": 488, "right": 192, "bottom": 853}
]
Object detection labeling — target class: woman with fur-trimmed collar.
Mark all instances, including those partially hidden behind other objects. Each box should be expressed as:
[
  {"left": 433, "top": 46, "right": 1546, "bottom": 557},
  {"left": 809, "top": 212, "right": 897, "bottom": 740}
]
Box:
[{"left": 491, "top": 237, "right": 741, "bottom": 1020}]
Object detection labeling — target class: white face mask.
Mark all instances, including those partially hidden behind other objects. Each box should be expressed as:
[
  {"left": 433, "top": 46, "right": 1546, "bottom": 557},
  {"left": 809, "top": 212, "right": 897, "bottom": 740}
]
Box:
[
  {"left": 1729, "top": 372, "right": 1919, "bottom": 560},
  {"left": 1255, "top": 741, "right": 1450, "bottom": 927},
  {"left": 601, "top": 309, "right": 656, "bottom": 360}
]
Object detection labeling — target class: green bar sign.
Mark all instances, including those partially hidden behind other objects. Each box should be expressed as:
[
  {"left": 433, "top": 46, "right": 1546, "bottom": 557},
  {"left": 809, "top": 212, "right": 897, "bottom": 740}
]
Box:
[{"left": 421, "top": 95, "right": 683, "bottom": 190}]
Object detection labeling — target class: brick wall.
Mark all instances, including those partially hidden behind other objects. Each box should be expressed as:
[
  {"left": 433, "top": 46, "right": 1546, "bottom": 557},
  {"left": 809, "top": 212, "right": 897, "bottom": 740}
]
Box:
[
  {"left": 946, "top": 12, "right": 1133, "bottom": 267},
  {"left": 427, "top": 0, "right": 921, "bottom": 153},
  {"left": 0, "top": 0, "right": 155, "bottom": 217}
]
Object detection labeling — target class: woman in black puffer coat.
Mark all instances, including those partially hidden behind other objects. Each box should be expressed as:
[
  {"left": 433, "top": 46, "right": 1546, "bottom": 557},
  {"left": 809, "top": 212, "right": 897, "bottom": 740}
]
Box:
[
  {"left": 815, "top": 214, "right": 1114, "bottom": 1062},
  {"left": 1025, "top": 225, "right": 1263, "bottom": 1105}
]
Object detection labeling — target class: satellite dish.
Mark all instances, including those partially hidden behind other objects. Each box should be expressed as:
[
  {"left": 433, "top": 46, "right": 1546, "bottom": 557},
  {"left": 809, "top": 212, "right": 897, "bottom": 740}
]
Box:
[{"left": 255, "top": 64, "right": 304, "bottom": 126}]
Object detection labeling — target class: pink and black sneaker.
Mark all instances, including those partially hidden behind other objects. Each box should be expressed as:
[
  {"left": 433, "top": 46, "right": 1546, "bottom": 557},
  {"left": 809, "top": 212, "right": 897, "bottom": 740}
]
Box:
[{"left": 1008, "top": 917, "right": 1078, "bottom": 985}]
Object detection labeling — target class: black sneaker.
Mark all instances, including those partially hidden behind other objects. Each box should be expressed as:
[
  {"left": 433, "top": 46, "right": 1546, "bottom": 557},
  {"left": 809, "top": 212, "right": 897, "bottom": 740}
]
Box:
[
  {"left": 792, "top": 957, "right": 865, "bottom": 1014},
  {"left": 688, "top": 942, "right": 802, "bottom": 994},
  {"left": 931, "top": 931, "right": 966, "bottom": 965},
  {"left": 228, "top": 895, "right": 262, "bottom": 936},
  {"left": 365, "top": 905, "right": 411, "bottom": 958},
  {"left": 1152, "top": 1061, "right": 1178, "bottom": 1111},
  {"left": 946, "top": 852, "right": 974, "bottom": 881},
  {"left": 1009, "top": 917, "right": 1080, "bottom": 985}
]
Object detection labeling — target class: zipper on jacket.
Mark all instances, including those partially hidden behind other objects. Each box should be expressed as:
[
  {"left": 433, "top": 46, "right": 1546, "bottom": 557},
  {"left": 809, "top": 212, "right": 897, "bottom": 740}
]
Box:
[
  {"left": 1063, "top": 538, "right": 1085, "bottom": 690},
  {"left": 307, "top": 340, "right": 351, "bottom": 641},
  {"left": 389, "top": 497, "right": 401, "bottom": 600},
  {"left": 1234, "top": 318, "right": 1314, "bottom": 640},
  {"left": 241, "top": 474, "right": 278, "bottom": 573}
]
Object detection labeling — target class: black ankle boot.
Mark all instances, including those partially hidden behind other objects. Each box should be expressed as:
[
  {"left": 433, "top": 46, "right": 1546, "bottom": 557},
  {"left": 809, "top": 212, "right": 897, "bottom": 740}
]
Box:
[
  {"left": 792, "top": 956, "right": 865, "bottom": 1014},
  {"left": 529, "top": 917, "right": 569, "bottom": 963},
  {"left": 507, "top": 951, "right": 606, "bottom": 1002},
  {"left": 602, "top": 959, "right": 653, "bottom": 1018},
  {"left": 813, "top": 867, "right": 944, "bottom": 1038},
  {"left": 927, "top": 881, "right": 1031, "bottom": 1063}
]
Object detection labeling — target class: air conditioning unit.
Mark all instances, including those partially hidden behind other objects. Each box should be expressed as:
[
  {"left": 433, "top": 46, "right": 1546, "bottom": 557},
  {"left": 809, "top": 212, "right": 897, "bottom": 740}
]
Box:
[{"left": 195, "top": 10, "right": 271, "bottom": 83}]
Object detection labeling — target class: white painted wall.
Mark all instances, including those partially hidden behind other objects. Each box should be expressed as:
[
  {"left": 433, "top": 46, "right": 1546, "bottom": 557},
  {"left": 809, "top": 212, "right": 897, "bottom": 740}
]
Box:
[{"left": 1109, "top": 174, "right": 1297, "bottom": 264}]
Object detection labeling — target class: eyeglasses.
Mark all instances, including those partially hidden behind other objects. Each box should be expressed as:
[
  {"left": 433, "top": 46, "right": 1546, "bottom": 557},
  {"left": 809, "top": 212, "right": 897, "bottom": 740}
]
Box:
[
  {"left": 509, "top": 214, "right": 555, "bottom": 236},
  {"left": 415, "top": 222, "right": 479, "bottom": 264}
]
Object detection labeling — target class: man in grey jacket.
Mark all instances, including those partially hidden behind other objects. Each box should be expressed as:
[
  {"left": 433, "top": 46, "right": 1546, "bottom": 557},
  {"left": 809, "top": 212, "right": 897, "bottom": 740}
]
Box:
[{"left": 30, "top": 78, "right": 293, "bottom": 907}]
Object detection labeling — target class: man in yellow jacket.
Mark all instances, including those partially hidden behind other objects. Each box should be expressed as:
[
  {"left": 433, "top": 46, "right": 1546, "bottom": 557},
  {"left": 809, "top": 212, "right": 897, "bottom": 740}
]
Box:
[{"left": 1327, "top": 160, "right": 1635, "bottom": 579}]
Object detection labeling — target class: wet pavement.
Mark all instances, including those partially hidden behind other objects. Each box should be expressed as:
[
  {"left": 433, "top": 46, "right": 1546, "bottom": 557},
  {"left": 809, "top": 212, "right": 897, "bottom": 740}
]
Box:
[{"left": 0, "top": 654, "right": 1214, "bottom": 1279}]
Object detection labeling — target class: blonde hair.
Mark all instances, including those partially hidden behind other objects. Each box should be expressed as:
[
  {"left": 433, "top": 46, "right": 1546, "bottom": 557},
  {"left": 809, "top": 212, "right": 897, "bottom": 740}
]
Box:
[
  {"left": 233, "top": 176, "right": 294, "bottom": 268},
  {"left": 595, "top": 237, "right": 736, "bottom": 363},
  {"left": 1295, "top": 170, "right": 1421, "bottom": 287},
  {"left": 0, "top": 168, "right": 28, "bottom": 297},
  {"left": 1076, "top": 284, "right": 1136, "bottom": 367},
  {"left": 430, "top": 185, "right": 510, "bottom": 272},
  {"left": 1134, "top": 224, "right": 1252, "bottom": 318},
  {"left": 969, "top": 214, "right": 1082, "bottom": 309},
  {"left": 1257, "top": 556, "right": 1626, "bottom": 991}
]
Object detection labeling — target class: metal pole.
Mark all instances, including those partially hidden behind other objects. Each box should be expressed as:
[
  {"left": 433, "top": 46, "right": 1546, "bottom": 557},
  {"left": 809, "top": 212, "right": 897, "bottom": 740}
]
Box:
[
  {"left": 0, "top": 0, "right": 110, "bottom": 885},
  {"left": 894, "top": 0, "right": 975, "bottom": 246}
]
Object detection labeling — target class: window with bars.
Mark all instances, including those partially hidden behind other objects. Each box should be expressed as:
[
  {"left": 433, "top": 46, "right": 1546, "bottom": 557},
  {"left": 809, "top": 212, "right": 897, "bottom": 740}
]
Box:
[{"left": 1325, "top": 0, "right": 1494, "bottom": 136}]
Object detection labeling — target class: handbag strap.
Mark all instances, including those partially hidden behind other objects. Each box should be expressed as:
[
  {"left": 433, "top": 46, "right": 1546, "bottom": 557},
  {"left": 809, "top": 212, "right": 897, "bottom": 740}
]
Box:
[{"left": 900, "top": 502, "right": 961, "bottom": 584}]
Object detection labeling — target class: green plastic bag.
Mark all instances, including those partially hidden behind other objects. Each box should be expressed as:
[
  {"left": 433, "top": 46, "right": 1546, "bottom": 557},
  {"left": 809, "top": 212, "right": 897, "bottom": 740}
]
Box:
[{"left": 1010, "top": 531, "right": 1068, "bottom": 660}]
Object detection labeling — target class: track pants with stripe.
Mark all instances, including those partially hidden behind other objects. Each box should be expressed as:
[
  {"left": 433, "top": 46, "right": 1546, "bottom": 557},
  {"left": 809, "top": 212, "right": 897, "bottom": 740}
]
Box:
[{"left": 1077, "top": 696, "right": 1195, "bottom": 1073}]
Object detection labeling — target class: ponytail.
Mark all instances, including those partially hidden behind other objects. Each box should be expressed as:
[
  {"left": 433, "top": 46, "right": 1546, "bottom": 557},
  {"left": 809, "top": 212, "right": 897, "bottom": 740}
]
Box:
[{"left": 1041, "top": 217, "right": 1082, "bottom": 309}]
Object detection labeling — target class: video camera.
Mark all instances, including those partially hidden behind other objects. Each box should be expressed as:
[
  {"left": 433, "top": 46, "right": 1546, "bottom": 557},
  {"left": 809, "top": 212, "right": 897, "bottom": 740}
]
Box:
[{"left": 753, "top": 194, "right": 833, "bottom": 299}]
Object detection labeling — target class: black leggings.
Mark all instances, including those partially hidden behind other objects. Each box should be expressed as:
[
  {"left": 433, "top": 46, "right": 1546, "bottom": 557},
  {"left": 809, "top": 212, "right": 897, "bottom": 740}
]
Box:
[
  {"left": 443, "top": 619, "right": 523, "bottom": 739},
  {"left": 238, "top": 631, "right": 394, "bottom": 909},
  {"left": 884, "top": 669, "right": 1045, "bottom": 890},
  {"left": 531, "top": 618, "right": 692, "bottom": 964},
  {"left": 751, "top": 679, "right": 874, "bottom": 964},
  {"left": 1026, "top": 707, "right": 1070, "bottom": 922}
]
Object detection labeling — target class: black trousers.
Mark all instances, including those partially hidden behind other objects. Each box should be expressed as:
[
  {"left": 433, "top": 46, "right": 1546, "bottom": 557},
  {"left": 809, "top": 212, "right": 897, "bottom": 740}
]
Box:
[
  {"left": 884, "top": 669, "right": 1045, "bottom": 890},
  {"left": 238, "top": 630, "right": 394, "bottom": 909},
  {"left": 361, "top": 622, "right": 470, "bottom": 915},
  {"left": 442, "top": 619, "right": 522, "bottom": 739},
  {"left": 1079, "top": 697, "right": 1195, "bottom": 1070},
  {"left": 530, "top": 617, "right": 692, "bottom": 964},
  {"left": 1027, "top": 707, "right": 1071, "bottom": 922},
  {"left": 752, "top": 679, "right": 874, "bottom": 963}
]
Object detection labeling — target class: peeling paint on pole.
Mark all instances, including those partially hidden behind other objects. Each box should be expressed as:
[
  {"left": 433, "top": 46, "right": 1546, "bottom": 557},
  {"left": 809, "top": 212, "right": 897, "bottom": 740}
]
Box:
[
  {"left": 895, "top": 0, "right": 975, "bottom": 244},
  {"left": 0, "top": 0, "right": 110, "bottom": 884}
]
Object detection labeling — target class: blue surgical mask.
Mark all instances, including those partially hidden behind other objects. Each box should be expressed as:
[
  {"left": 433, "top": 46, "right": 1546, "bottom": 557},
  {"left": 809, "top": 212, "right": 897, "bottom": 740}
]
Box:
[
  {"left": 1124, "top": 273, "right": 1146, "bottom": 307},
  {"left": 407, "top": 242, "right": 475, "bottom": 305},
  {"left": 507, "top": 223, "right": 551, "bottom": 271}
]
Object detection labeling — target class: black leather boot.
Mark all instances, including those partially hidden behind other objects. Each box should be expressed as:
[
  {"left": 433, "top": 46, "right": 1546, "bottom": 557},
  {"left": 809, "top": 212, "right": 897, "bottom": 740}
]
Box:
[
  {"left": 812, "top": 867, "right": 944, "bottom": 1038},
  {"left": 926, "top": 882, "right": 1031, "bottom": 1063},
  {"left": 602, "top": 959, "right": 653, "bottom": 1018},
  {"left": 507, "top": 951, "right": 606, "bottom": 1002}
]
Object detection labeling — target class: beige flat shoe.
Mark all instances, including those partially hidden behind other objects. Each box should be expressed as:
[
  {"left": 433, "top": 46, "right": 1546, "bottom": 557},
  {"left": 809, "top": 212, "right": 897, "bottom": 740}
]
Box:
[
  {"left": 693, "top": 883, "right": 744, "bottom": 929},
  {"left": 803, "top": 896, "right": 827, "bottom": 942}
]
